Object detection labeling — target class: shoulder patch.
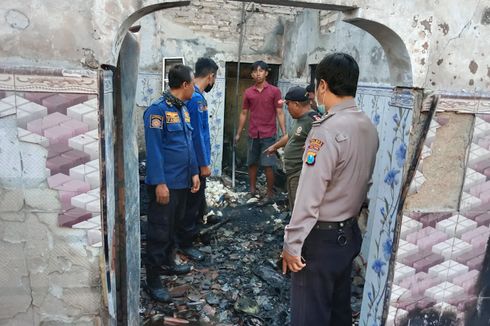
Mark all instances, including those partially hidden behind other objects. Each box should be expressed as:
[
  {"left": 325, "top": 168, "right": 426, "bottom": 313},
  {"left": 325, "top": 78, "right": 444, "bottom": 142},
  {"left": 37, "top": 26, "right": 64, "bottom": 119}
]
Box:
[
  {"left": 312, "top": 112, "right": 336, "bottom": 126},
  {"left": 150, "top": 115, "right": 163, "bottom": 129},
  {"left": 305, "top": 151, "right": 317, "bottom": 165},
  {"left": 308, "top": 138, "right": 324, "bottom": 151}
]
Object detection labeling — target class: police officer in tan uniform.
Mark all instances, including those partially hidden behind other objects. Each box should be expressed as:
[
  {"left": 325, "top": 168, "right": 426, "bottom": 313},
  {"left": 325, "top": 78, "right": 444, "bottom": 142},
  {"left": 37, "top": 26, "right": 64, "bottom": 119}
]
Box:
[{"left": 281, "top": 53, "right": 379, "bottom": 326}]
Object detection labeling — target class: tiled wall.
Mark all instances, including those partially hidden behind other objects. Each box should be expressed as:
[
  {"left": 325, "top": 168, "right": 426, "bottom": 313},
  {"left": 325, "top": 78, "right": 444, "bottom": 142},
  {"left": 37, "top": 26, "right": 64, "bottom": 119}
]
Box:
[
  {"left": 388, "top": 106, "right": 490, "bottom": 324},
  {"left": 0, "top": 72, "right": 101, "bottom": 247}
]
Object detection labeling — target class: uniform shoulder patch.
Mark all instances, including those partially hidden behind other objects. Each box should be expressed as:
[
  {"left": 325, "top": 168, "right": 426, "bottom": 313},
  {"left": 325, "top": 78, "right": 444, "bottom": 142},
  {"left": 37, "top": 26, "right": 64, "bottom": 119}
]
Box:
[
  {"left": 312, "top": 112, "right": 336, "bottom": 126},
  {"left": 150, "top": 115, "right": 163, "bottom": 129},
  {"left": 304, "top": 138, "right": 324, "bottom": 166}
]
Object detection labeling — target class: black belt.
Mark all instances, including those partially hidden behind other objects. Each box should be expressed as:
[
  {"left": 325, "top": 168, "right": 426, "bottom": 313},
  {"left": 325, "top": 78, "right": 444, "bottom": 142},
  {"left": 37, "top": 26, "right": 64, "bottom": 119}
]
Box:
[{"left": 314, "top": 217, "right": 356, "bottom": 230}]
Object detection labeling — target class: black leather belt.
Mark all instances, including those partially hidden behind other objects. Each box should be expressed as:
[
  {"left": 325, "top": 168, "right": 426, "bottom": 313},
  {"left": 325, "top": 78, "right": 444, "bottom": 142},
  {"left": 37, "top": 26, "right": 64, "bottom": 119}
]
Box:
[{"left": 314, "top": 217, "right": 356, "bottom": 230}]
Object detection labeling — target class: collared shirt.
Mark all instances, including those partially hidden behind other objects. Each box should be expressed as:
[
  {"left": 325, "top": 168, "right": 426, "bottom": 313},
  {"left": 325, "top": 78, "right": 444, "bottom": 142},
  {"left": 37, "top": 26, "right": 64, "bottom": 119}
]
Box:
[
  {"left": 283, "top": 110, "right": 321, "bottom": 175},
  {"left": 186, "top": 85, "right": 211, "bottom": 167},
  {"left": 242, "top": 82, "right": 282, "bottom": 139},
  {"left": 144, "top": 93, "right": 199, "bottom": 189},
  {"left": 283, "top": 98, "right": 379, "bottom": 256}
]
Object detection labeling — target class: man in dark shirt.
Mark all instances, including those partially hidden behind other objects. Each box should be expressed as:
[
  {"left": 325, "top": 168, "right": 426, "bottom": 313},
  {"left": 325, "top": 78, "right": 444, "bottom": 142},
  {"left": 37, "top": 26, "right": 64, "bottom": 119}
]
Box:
[
  {"left": 235, "top": 61, "right": 286, "bottom": 200},
  {"left": 265, "top": 86, "right": 321, "bottom": 210}
]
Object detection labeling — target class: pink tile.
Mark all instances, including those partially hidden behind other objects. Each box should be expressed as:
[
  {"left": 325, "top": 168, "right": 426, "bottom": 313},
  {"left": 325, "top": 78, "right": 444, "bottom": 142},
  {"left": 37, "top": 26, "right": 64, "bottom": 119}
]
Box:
[
  {"left": 42, "top": 94, "right": 85, "bottom": 114},
  {"left": 46, "top": 156, "right": 73, "bottom": 175},
  {"left": 47, "top": 173, "right": 72, "bottom": 188},
  {"left": 467, "top": 255, "right": 484, "bottom": 270},
  {"left": 61, "top": 149, "right": 90, "bottom": 166},
  {"left": 412, "top": 275, "right": 442, "bottom": 296},
  {"left": 455, "top": 245, "right": 486, "bottom": 264},
  {"left": 57, "top": 179, "right": 90, "bottom": 193},
  {"left": 417, "top": 230, "right": 448, "bottom": 250},
  {"left": 58, "top": 207, "right": 92, "bottom": 227},
  {"left": 413, "top": 254, "right": 445, "bottom": 273},
  {"left": 462, "top": 278, "right": 477, "bottom": 294},
  {"left": 462, "top": 226, "right": 490, "bottom": 242},
  {"left": 472, "top": 159, "right": 490, "bottom": 174},
  {"left": 469, "top": 181, "right": 490, "bottom": 197},
  {"left": 26, "top": 118, "right": 43, "bottom": 135},
  {"left": 478, "top": 136, "right": 490, "bottom": 150},
  {"left": 475, "top": 213, "right": 490, "bottom": 226},
  {"left": 43, "top": 125, "right": 75, "bottom": 146},
  {"left": 58, "top": 191, "right": 84, "bottom": 210},
  {"left": 399, "top": 272, "right": 429, "bottom": 288},
  {"left": 402, "top": 251, "right": 431, "bottom": 267},
  {"left": 463, "top": 202, "right": 490, "bottom": 218},
  {"left": 480, "top": 189, "right": 490, "bottom": 204},
  {"left": 470, "top": 235, "right": 489, "bottom": 249},
  {"left": 419, "top": 213, "right": 452, "bottom": 227},
  {"left": 406, "top": 226, "right": 436, "bottom": 243},
  {"left": 47, "top": 143, "right": 72, "bottom": 159},
  {"left": 23, "top": 92, "right": 54, "bottom": 105},
  {"left": 60, "top": 119, "right": 89, "bottom": 135},
  {"left": 484, "top": 168, "right": 490, "bottom": 178},
  {"left": 453, "top": 270, "right": 479, "bottom": 286}
]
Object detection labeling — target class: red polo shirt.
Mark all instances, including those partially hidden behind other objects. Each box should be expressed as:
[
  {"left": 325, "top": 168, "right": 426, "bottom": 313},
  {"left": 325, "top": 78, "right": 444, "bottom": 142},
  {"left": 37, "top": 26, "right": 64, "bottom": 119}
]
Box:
[{"left": 242, "top": 82, "right": 282, "bottom": 139}]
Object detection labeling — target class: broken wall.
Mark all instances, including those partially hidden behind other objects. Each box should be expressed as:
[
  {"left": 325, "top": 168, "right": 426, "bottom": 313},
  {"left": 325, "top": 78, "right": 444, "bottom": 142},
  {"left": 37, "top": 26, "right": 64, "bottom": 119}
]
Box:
[
  {"left": 0, "top": 71, "right": 104, "bottom": 325},
  {"left": 388, "top": 97, "right": 490, "bottom": 325}
]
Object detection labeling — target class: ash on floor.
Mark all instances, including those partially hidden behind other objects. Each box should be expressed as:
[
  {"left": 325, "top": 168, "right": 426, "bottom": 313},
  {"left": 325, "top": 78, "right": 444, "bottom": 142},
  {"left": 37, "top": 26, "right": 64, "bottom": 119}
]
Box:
[{"left": 139, "top": 168, "right": 364, "bottom": 325}]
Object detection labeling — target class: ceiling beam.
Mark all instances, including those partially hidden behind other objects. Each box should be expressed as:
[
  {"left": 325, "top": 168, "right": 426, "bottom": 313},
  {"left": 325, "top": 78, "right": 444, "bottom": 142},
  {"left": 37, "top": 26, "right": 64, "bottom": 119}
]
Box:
[{"left": 229, "top": 0, "right": 358, "bottom": 12}]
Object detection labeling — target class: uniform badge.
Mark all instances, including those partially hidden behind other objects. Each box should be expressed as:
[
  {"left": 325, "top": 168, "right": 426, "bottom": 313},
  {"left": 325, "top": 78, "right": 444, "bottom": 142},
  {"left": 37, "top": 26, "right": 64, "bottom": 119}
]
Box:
[
  {"left": 184, "top": 111, "right": 191, "bottom": 123},
  {"left": 150, "top": 115, "right": 163, "bottom": 129},
  {"left": 198, "top": 104, "right": 208, "bottom": 112},
  {"left": 295, "top": 126, "right": 302, "bottom": 136},
  {"left": 305, "top": 151, "right": 317, "bottom": 165},
  {"left": 165, "top": 112, "right": 180, "bottom": 123},
  {"left": 308, "top": 138, "right": 324, "bottom": 151}
]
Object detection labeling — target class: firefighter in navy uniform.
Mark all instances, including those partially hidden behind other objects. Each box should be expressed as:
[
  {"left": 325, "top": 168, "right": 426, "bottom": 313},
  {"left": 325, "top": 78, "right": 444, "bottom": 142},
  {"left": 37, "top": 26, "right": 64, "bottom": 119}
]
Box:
[
  {"left": 177, "top": 58, "right": 219, "bottom": 262},
  {"left": 282, "top": 53, "right": 379, "bottom": 326},
  {"left": 144, "top": 64, "right": 200, "bottom": 303},
  {"left": 265, "top": 86, "right": 321, "bottom": 210}
]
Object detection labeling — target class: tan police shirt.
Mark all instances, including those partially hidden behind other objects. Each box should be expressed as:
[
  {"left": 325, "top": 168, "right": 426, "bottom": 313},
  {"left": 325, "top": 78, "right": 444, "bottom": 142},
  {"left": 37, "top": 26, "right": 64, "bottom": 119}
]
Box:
[{"left": 283, "top": 98, "right": 379, "bottom": 257}]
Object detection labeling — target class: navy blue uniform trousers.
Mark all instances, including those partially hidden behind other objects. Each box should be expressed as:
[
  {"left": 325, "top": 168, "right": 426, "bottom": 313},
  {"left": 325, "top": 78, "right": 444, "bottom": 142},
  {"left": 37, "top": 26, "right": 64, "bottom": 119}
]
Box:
[
  {"left": 178, "top": 177, "right": 206, "bottom": 248},
  {"left": 290, "top": 222, "right": 362, "bottom": 326},
  {"left": 146, "top": 186, "right": 188, "bottom": 267}
]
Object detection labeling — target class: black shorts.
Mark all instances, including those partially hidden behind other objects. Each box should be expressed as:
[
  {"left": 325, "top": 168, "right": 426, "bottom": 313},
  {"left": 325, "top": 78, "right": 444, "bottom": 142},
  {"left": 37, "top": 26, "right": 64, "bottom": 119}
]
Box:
[{"left": 247, "top": 137, "right": 277, "bottom": 167}]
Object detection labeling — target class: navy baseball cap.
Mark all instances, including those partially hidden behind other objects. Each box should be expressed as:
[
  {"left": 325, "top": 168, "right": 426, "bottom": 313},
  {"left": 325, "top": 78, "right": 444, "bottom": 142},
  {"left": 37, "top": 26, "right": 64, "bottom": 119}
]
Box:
[{"left": 285, "top": 86, "right": 309, "bottom": 102}]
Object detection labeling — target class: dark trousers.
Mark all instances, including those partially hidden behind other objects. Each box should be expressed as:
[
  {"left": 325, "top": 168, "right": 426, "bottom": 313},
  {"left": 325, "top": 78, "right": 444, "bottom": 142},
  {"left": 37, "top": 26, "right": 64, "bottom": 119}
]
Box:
[
  {"left": 177, "top": 177, "right": 206, "bottom": 248},
  {"left": 146, "top": 185, "right": 188, "bottom": 267},
  {"left": 290, "top": 222, "right": 362, "bottom": 326}
]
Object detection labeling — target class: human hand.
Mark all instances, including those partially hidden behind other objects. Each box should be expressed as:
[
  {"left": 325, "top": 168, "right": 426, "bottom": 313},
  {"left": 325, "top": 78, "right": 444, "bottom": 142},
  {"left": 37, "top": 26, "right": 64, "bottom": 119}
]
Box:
[
  {"left": 200, "top": 166, "right": 211, "bottom": 178},
  {"left": 191, "top": 175, "right": 200, "bottom": 193},
  {"left": 282, "top": 250, "right": 306, "bottom": 274},
  {"left": 155, "top": 184, "right": 170, "bottom": 205},
  {"left": 264, "top": 145, "right": 276, "bottom": 156}
]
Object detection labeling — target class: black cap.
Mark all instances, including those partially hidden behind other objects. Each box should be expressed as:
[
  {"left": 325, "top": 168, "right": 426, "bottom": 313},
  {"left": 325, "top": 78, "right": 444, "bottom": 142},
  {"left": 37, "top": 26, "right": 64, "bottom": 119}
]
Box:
[
  {"left": 306, "top": 83, "right": 315, "bottom": 93},
  {"left": 285, "top": 86, "right": 309, "bottom": 102}
]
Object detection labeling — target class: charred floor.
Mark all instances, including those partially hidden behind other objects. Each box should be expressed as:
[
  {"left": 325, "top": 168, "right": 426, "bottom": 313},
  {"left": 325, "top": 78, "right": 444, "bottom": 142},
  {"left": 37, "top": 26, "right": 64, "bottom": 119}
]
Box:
[{"left": 138, "top": 164, "right": 365, "bottom": 325}]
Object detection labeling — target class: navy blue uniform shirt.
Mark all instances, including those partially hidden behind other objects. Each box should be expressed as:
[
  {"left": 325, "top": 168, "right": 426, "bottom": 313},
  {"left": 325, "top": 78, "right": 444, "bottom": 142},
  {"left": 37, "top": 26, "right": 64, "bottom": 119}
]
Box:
[
  {"left": 185, "top": 85, "right": 211, "bottom": 167},
  {"left": 144, "top": 92, "right": 199, "bottom": 189}
]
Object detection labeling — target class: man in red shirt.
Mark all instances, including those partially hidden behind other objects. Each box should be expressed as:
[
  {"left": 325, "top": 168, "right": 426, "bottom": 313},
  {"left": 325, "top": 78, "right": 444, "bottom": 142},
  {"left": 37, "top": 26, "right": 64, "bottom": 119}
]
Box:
[{"left": 235, "top": 61, "right": 286, "bottom": 200}]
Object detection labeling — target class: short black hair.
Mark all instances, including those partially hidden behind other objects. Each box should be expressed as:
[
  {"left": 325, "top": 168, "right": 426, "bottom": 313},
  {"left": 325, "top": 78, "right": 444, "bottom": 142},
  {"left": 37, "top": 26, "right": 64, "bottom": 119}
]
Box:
[
  {"left": 251, "top": 60, "right": 269, "bottom": 71},
  {"left": 315, "top": 53, "right": 359, "bottom": 97},
  {"left": 306, "top": 84, "right": 315, "bottom": 93},
  {"left": 168, "top": 65, "right": 193, "bottom": 89},
  {"left": 195, "top": 58, "right": 219, "bottom": 78}
]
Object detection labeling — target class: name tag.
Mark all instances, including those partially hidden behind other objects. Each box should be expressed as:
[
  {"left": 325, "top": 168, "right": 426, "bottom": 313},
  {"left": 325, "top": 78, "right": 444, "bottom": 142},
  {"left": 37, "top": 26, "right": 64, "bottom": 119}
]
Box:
[{"left": 166, "top": 112, "right": 180, "bottom": 123}]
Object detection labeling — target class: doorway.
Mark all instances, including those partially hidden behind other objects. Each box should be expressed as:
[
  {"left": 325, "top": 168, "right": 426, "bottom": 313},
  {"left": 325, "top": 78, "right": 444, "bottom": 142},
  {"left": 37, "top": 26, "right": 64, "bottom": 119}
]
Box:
[{"left": 222, "top": 62, "right": 280, "bottom": 172}]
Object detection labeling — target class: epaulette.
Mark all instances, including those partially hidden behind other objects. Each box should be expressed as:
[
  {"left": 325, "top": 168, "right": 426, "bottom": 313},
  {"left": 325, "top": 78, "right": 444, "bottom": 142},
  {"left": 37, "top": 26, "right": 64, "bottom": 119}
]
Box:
[
  {"left": 308, "top": 111, "right": 322, "bottom": 122},
  {"left": 312, "top": 112, "right": 336, "bottom": 126}
]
